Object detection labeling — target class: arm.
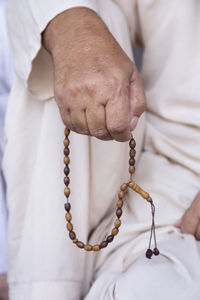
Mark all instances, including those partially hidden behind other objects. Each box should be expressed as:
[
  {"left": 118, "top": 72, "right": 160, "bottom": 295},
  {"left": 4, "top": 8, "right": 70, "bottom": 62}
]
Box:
[
  {"left": 43, "top": 7, "right": 146, "bottom": 141},
  {"left": 8, "top": 0, "right": 146, "bottom": 142}
]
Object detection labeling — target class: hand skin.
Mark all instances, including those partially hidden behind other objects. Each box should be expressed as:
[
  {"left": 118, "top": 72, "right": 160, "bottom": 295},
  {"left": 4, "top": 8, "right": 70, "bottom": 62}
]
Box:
[
  {"left": 175, "top": 192, "right": 200, "bottom": 241},
  {"left": 0, "top": 274, "right": 9, "bottom": 300},
  {"left": 43, "top": 7, "right": 146, "bottom": 142}
]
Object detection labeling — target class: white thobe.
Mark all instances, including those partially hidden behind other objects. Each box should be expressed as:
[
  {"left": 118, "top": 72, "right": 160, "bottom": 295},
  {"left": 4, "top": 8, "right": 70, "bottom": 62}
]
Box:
[
  {"left": 0, "top": 0, "right": 13, "bottom": 275},
  {"left": 4, "top": 0, "right": 200, "bottom": 299}
]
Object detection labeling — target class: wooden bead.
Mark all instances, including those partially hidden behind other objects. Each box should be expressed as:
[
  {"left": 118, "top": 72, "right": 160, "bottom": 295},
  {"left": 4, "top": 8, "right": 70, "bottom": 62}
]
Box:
[
  {"left": 69, "top": 231, "right": 76, "bottom": 240},
  {"left": 106, "top": 235, "right": 114, "bottom": 243},
  {"left": 93, "top": 245, "right": 100, "bottom": 251},
  {"left": 116, "top": 208, "right": 122, "bottom": 218},
  {"left": 129, "top": 158, "right": 135, "bottom": 166},
  {"left": 73, "top": 239, "right": 78, "bottom": 244},
  {"left": 63, "top": 138, "right": 70, "bottom": 147},
  {"left": 64, "top": 156, "right": 70, "bottom": 165},
  {"left": 112, "top": 228, "right": 119, "bottom": 236},
  {"left": 65, "top": 213, "right": 72, "bottom": 221},
  {"left": 120, "top": 183, "right": 127, "bottom": 191},
  {"left": 114, "top": 219, "right": 121, "bottom": 228},
  {"left": 129, "top": 166, "right": 135, "bottom": 174},
  {"left": 64, "top": 147, "right": 70, "bottom": 156},
  {"left": 118, "top": 191, "right": 124, "bottom": 199},
  {"left": 129, "top": 149, "right": 136, "bottom": 158},
  {"left": 84, "top": 244, "right": 92, "bottom": 251},
  {"left": 64, "top": 128, "right": 70, "bottom": 136},
  {"left": 64, "top": 166, "right": 70, "bottom": 176},
  {"left": 140, "top": 190, "right": 150, "bottom": 200},
  {"left": 129, "top": 138, "right": 136, "bottom": 149},
  {"left": 64, "top": 187, "right": 71, "bottom": 197},
  {"left": 117, "top": 199, "right": 123, "bottom": 208},
  {"left": 67, "top": 222, "right": 73, "bottom": 231},
  {"left": 100, "top": 241, "right": 108, "bottom": 248},
  {"left": 64, "top": 176, "right": 70, "bottom": 186},
  {"left": 129, "top": 181, "right": 136, "bottom": 189},
  {"left": 64, "top": 202, "right": 71, "bottom": 212},
  {"left": 76, "top": 241, "right": 84, "bottom": 249}
]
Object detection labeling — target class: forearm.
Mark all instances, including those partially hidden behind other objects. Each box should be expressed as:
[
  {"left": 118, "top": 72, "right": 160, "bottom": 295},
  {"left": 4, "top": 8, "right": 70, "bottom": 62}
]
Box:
[
  {"left": 42, "top": 5, "right": 146, "bottom": 141},
  {"left": 42, "top": 7, "right": 121, "bottom": 67}
]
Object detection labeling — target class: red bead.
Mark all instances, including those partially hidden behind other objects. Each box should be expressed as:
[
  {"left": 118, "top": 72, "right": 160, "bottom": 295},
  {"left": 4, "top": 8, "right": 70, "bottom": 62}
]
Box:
[
  {"left": 153, "top": 248, "right": 160, "bottom": 256},
  {"left": 146, "top": 248, "right": 153, "bottom": 259}
]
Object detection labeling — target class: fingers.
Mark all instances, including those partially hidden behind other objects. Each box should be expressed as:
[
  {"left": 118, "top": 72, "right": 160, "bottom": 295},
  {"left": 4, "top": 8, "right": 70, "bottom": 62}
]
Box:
[
  {"left": 58, "top": 104, "right": 75, "bottom": 132},
  {"left": 70, "top": 108, "right": 90, "bottom": 135},
  {"left": 60, "top": 95, "right": 113, "bottom": 140},
  {"left": 86, "top": 105, "right": 112, "bottom": 140},
  {"left": 177, "top": 192, "right": 200, "bottom": 240},
  {"left": 56, "top": 64, "right": 146, "bottom": 141},
  {"left": 179, "top": 207, "right": 198, "bottom": 235},
  {"left": 129, "top": 69, "right": 146, "bottom": 131},
  {"left": 175, "top": 218, "right": 182, "bottom": 228},
  {"left": 195, "top": 222, "right": 200, "bottom": 241},
  {"left": 105, "top": 90, "right": 131, "bottom": 142}
]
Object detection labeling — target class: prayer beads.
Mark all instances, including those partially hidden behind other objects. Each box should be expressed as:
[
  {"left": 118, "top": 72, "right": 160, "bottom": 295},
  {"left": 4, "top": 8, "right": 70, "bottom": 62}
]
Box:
[{"left": 63, "top": 128, "right": 159, "bottom": 257}]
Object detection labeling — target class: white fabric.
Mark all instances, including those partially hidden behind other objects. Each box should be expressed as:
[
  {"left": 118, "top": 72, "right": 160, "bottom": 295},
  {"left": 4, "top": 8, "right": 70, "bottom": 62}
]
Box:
[
  {"left": 7, "top": 0, "right": 98, "bottom": 91},
  {"left": 0, "top": 0, "right": 13, "bottom": 274},
  {"left": 3, "top": 0, "right": 200, "bottom": 299}
]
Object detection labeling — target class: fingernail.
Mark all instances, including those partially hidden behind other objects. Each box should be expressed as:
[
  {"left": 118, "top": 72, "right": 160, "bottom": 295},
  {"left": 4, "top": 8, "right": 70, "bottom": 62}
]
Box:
[
  {"left": 130, "top": 116, "right": 139, "bottom": 131},
  {"left": 175, "top": 218, "right": 182, "bottom": 228}
]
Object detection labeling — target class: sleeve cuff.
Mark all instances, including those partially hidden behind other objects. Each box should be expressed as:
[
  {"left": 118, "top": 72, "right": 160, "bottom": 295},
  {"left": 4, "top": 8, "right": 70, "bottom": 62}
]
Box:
[
  {"left": 32, "top": 0, "right": 98, "bottom": 32},
  {"left": 28, "top": 0, "right": 98, "bottom": 100},
  {"left": 7, "top": 0, "right": 98, "bottom": 100}
]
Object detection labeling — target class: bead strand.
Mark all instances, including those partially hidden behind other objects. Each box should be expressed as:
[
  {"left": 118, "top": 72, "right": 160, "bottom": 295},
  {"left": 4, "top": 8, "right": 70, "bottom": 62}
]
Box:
[
  {"left": 129, "top": 137, "right": 136, "bottom": 179},
  {"left": 63, "top": 128, "right": 159, "bottom": 257},
  {"left": 63, "top": 128, "right": 128, "bottom": 251}
]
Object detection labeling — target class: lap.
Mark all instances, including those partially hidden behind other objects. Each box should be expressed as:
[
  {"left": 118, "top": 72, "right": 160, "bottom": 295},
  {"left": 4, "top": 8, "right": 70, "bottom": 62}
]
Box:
[{"left": 85, "top": 230, "right": 200, "bottom": 300}]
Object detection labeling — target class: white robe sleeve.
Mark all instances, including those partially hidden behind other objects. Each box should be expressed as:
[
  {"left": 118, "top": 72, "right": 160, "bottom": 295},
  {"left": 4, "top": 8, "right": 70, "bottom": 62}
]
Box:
[{"left": 7, "top": 0, "right": 98, "bottom": 100}]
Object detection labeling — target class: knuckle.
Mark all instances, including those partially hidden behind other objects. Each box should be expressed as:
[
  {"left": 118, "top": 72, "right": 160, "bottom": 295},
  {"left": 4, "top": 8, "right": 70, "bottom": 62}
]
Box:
[
  {"left": 109, "top": 120, "right": 129, "bottom": 134},
  {"left": 55, "top": 88, "right": 64, "bottom": 104},
  {"left": 83, "top": 77, "right": 99, "bottom": 96},
  {"left": 108, "top": 71, "right": 123, "bottom": 87},
  {"left": 77, "top": 128, "right": 89, "bottom": 135},
  {"left": 91, "top": 128, "right": 107, "bottom": 138},
  {"left": 134, "top": 97, "right": 147, "bottom": 115}
]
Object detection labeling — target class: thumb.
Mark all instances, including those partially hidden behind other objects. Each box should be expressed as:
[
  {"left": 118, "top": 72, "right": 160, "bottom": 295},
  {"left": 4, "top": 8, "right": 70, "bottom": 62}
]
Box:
[{"left": 129, "top": 68, "right": 146, "bottom": 131}]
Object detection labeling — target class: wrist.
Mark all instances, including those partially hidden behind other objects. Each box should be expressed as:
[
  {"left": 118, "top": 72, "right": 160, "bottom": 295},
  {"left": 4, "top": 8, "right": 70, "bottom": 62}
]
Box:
[{"left": 42, "top": 7, "right": 107, "bottom": 58}]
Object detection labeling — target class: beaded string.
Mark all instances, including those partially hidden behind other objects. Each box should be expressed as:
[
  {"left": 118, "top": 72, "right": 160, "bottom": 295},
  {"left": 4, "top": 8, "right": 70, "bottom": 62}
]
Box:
[{"left": 63, "top": 128, "right": 159, "bottom": 258}]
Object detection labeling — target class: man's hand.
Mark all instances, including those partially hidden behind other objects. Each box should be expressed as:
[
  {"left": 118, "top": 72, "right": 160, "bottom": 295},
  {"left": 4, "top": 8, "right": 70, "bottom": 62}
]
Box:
[
  {"left": 175, "top": 192, "right": 200, "bottom": 240},
  {"left": 43, "top": 7, "right": 146, "bottom": 142}
]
